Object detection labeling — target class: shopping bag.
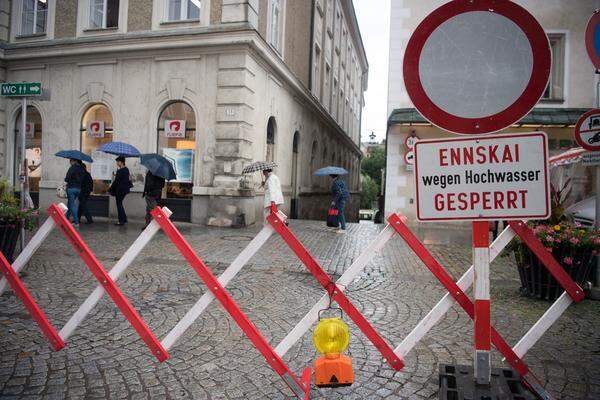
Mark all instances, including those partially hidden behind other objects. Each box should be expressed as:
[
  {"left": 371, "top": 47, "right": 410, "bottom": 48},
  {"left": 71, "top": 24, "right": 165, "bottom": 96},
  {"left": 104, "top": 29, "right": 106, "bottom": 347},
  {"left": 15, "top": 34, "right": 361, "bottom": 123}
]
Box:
[{"left": 326, "top": 207, "right": 339, "bottom": 227}]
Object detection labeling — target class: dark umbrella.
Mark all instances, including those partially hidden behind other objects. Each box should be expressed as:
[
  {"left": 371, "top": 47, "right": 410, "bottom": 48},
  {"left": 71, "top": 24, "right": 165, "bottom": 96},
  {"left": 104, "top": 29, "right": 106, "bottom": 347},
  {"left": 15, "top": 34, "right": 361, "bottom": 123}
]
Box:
[
  {"left": 140, "top": 153, "right": 177, "bottom": 180},
  {"left": 242, "top": 161, "right": 278, "bottom": 174},
  {"left": 313, "top": 166, "right": 348, "bottom": 176},
  {"left": 55, "top": 150, "right": 93, "bottom": 163},
  {"left": 98, "top": 141, "right": 141, "bottom": 158}
]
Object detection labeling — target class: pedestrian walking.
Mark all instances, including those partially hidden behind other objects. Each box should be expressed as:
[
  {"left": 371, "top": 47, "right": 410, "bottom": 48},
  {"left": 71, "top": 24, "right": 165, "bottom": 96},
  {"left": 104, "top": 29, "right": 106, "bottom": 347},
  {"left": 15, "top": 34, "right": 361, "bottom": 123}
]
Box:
[
  {"left": 109, "top": 156, "right": 132, "bottom": 226},
  {"left": 330, "top": 174, "right": 350, "bottom": 233},
  {"left": 262, "top": 168, "right": 284, "bottom": 222},
  {"left": 142, "top": 170, "right": 165, "bottom": 227},
  {"left": 64, "top": 158, "right": 85, "bottom": 226},
  {"left": 77, "top": 162, "right": 94, "bottom": 224}
]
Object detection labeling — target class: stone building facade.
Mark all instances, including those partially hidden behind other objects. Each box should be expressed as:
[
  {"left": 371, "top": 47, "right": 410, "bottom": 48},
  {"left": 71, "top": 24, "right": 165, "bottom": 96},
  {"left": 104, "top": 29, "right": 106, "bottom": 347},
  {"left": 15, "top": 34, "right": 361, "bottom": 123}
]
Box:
[{"left": 0, "top": 0, "right": 367, "bottom": 226}]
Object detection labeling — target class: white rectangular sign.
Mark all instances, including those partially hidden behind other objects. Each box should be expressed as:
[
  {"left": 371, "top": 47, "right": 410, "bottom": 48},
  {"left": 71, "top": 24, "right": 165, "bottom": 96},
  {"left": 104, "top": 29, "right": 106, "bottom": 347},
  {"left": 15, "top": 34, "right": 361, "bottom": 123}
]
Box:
[
  {"left": 165, "top": 119, "right": 186, "bottom": 138},
  {"left": 414, "top": 132, "right": 550, "bottom": 222},
  {"left": 582, "top": 151, "right": 600, "bottom": 166}
]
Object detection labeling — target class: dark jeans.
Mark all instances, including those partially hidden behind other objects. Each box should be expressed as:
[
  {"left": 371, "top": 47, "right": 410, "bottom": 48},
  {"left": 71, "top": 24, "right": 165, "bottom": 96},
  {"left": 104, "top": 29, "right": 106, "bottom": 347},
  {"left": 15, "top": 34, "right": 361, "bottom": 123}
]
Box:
[
  {"left": 78, "top": 193, "right": 93, "bottom": 223},
  {"left": 336, "top": 199, "right": 346, "bottom": 230},
  {"left": 66, "top": 188, "right": 80, "bottom": 224},
  {"left": 145, "top": 195, "right": 160, "bottom": 226},
  {"left": 116, "top": 194, "right": 128, "bottom": 224}
]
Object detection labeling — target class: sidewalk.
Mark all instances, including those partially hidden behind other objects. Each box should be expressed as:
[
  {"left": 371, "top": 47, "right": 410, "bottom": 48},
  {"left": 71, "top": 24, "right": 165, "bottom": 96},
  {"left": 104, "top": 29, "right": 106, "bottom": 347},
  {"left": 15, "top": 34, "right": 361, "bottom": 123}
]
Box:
[{"left": 1, "top": 219, "right": 598, "bottom": 399}]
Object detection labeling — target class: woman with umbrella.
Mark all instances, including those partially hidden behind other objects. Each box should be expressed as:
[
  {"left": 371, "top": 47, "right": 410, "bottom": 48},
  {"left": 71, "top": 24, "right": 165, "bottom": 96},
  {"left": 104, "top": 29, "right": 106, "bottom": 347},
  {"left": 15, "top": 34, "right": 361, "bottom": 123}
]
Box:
[
  {"left": 314, "top": 166, "right": 350, "bottom": 233},
  {"left": 55, "top": 150, "right": 93, "bottom": 227},
  {"left": 99, "top": 142, "right": 140, "bottom": 226},
  {"left": 140, "top": 154, "right": 176, "bottom": 228},
  {"left": 242, "top": 161, "right": 285, "bottom": 224}
]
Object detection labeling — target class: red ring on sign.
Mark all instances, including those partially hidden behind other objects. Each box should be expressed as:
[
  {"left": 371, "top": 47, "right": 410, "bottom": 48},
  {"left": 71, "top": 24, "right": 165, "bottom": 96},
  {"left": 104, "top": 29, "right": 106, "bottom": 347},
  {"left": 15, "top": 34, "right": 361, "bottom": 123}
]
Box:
[
  {"left": 403, "top": 0, "right": 551, "bottom": 135},
  {"left": 574, "top": 108, "right": 600, "bottom": 151},
  {"left": 585, "top": 11, "right": 600, "bottom": 70}
]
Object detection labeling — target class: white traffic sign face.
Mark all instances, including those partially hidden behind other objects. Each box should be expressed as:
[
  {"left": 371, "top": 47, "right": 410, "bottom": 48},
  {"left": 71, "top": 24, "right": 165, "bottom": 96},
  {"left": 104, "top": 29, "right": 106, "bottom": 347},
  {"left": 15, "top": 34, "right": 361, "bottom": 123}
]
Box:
[
  {"left": 414, "top": 132, "right": 549, "bottom": 222},
  {"left": 403, "top": 0, "right": 551, "bottom": 135},
  {"left": 404, "top": 150, "right": 415, "bottom": 165},
  {"left": 405, "top": 135, "right": 419, "bottom": 149},
  {"left": 574, "top": 109, "right": 600, "bottom": 152},
  {"left": 582, "top": 152, "right": 600, "bottom": 166}
]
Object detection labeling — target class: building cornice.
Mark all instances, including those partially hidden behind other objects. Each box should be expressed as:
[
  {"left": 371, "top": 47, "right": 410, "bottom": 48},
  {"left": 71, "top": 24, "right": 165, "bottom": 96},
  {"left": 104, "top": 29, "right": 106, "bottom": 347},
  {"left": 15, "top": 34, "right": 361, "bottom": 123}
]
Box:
[{"left": 2, "top": 27, "right": 361, "bottom": 156}]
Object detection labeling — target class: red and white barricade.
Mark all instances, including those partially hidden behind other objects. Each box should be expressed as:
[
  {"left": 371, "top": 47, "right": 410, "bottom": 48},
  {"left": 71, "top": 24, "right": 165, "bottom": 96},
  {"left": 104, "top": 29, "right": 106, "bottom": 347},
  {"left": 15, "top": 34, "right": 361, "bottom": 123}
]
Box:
[{"left": 0, "top": 204, "right": 586, "bottom": 399}]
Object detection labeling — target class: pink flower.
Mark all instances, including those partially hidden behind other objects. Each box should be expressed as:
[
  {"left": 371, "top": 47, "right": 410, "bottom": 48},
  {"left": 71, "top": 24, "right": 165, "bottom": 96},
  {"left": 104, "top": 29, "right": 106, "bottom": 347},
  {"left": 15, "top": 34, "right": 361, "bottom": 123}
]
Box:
[
  {"left": 570, "top": 237, "right": 580, "bottom": 245},
  {"left": 555, "top": 238, "right": 561, "bottom": 243},
  {"left": 563, "top": 257, "right": 573, "bottom": 265},
  {"left": 575, "top": 222, "right": 582, "bottom": 228},
  {"left": 545, "top": 235, "right": 554, "bottom": 242}
]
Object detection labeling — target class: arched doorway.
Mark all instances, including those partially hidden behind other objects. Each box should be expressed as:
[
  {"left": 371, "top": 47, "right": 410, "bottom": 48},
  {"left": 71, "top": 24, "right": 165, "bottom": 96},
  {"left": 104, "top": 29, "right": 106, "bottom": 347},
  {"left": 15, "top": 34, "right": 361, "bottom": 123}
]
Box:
[
  {"left": 290, "top": 131, "right": 300, "bottom": 219},
  {"left": 80, "top": 104, "right": 114, "bottom": 217},
  {"left": 266, "top": 117, "right": 276, "bottom": 162},
  {"left": 13, "top": 105, "right": 42, "bottom": 207},
  {"left": 157, "top": 101, "right": 196, "bottom": 221}
]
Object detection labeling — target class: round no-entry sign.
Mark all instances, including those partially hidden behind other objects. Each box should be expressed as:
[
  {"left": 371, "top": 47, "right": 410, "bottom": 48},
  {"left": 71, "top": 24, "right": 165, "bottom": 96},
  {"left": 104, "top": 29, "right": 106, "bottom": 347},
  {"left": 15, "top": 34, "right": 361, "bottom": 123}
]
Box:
[
  {"left": 585, "top": 11, "right": 600, "bottom": 69},
  {"left": 403, "top": 0, "right": 551, "bottom": 135},
  {"left": 574, "top": 109, "right": 600, "bottom": 151}
]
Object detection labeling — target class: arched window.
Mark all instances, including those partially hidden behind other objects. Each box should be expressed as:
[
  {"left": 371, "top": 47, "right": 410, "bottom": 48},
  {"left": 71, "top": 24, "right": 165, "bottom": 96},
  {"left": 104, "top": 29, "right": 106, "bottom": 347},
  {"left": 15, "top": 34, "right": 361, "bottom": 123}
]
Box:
[
  {"left": 310, "top": 140, "right": 318, "bottom": 170},
  {"left": 266, "top": 117, "right": 276, "bottom": 162},
  {"left": 13, "top": 105, "right": 42, "bottom": 199},
  {"left": 81, "top": 104, "right": 114, "bottom": 195},
  {"left": 293, "top": 131, "right": 300, "bottom": 154},
  {"left": 157, "top": 101, "right": 196, "bottom": 199}
]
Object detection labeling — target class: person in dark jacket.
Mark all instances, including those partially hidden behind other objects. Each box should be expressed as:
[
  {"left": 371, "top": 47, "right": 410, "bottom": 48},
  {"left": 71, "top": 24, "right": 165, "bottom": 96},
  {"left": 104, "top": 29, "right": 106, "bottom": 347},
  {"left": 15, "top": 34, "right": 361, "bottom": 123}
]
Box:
[
  {"left": 142, "top": 171, "right": 165, "bottom": 227},
  {"left": 77, "top": 161, "right": 94, "bottom": 224},
  {"left": 109, "top": 156, "right": 131, "bottom": 226},
  {"left": 65, "top": 159, "right": 85, "bottom": 226},
  {"left": 330, "top": 174, "right": 350, "bottom": 233}
]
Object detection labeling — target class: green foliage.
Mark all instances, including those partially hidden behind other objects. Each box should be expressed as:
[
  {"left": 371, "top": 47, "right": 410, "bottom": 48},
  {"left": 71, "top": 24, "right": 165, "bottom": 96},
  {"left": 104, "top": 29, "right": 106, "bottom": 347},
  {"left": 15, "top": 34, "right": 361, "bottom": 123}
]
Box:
[
  {"left": 0, "top": 179, "right": 38, "bottom": 231},
  {"left": 360, "top": 175, "right": 379, "bottom": 209},
  {"left": 361, "top": 147, "right": 385, "bottom": 187}
]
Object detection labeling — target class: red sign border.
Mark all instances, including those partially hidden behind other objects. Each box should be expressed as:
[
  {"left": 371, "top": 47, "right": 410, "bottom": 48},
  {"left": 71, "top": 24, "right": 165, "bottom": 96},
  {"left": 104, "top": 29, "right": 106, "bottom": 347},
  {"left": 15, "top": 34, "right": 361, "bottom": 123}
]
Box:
[
  {"left": 574, "top": 108, "right": 600, "bottom": 151},
  {"left": 404, "top": 149, "right": 414, "bottom": 165},
  {"left": 403, "top": 0, "right": 551, "bottom": 135},
  {"left": 413, "top": 132, "right": 550, "bottom": 222},
  {"left": 404, "top": 135, "right": 419, "bottom": 149},
  {"left": 585, "top": 11, "right": 600, "bottom": 69}
]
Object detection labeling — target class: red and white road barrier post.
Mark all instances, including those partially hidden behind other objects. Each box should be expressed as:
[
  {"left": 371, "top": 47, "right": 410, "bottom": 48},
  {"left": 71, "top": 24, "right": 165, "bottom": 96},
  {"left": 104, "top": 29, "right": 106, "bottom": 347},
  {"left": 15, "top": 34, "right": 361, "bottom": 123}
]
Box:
[{"left": 472, "top": 221, "right": 491, "bottom": 384}]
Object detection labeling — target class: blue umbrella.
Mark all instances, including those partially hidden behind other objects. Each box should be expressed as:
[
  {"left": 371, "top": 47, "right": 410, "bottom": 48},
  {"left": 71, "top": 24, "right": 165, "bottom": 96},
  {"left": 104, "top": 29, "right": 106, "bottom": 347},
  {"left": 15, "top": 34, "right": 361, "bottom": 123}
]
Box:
[
  {"left": 313, "top": 166, "right": 348, "bottom": 176},
  {"left": 98, "top": 141, "right": 141, "bottom": 157},
  {"left": 140, "top": 153, "right": 177, "bottom": 181},
  {"left": 55, "top": 150, "right": 93, "bottom": 163}
]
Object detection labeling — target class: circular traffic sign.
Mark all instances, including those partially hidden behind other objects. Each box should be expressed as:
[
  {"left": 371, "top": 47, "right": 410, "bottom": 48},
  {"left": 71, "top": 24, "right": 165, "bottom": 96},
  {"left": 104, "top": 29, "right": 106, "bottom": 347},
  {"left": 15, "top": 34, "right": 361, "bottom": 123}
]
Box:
[
  {"left": 403, "top": 0, "right": 551, "bottom": 135},
  {"left": 405, "top": 135, "right": 419, "bottom": 149},
  {"left": 585, "top": 11, "right": 600, "bottom": 69},
  {"left": 574, "top": 109, "right": 600, "bottom": 151}
]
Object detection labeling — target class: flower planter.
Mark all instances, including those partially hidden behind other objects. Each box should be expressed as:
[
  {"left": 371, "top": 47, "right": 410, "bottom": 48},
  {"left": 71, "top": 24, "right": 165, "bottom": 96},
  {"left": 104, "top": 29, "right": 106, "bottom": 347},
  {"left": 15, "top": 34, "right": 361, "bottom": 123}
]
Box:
[
  {"left": 514, "top": 244, "right": 596, "bottom": 301},
  {"left": 0, "top": 220, "right": 22, "bottom": 263}
]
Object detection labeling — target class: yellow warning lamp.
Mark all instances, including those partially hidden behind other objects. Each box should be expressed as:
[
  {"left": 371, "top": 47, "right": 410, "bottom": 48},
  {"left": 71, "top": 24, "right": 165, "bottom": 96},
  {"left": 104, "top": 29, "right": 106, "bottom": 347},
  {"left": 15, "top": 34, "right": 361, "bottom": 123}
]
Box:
[{"left": 312, "top": 316, "right": 354, "bottom": 387}]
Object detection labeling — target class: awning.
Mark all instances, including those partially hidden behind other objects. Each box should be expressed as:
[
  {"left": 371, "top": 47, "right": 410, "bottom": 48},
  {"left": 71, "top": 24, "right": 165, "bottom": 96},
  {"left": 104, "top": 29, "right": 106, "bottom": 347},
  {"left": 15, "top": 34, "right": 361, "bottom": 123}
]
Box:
[
  {"left": 549, "top": 147, "right": 588, "bottom": 168},
  {"left": 388, "top": 107, "right": 590, "bottom": 128}
]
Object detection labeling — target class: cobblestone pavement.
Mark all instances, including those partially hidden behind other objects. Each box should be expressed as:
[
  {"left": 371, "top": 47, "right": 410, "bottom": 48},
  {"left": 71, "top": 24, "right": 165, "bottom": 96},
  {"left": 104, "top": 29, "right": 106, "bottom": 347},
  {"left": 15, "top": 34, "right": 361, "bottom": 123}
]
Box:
[{"left": 1, "top": 218, "right": 599, "bottom": 399}]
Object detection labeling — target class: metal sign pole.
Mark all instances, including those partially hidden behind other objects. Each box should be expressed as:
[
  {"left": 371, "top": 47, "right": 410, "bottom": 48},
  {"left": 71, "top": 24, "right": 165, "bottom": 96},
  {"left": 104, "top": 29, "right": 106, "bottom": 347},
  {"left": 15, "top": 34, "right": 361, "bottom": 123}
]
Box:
[{"left": 20, "top": 97, "right": 27, "bottom": 251}]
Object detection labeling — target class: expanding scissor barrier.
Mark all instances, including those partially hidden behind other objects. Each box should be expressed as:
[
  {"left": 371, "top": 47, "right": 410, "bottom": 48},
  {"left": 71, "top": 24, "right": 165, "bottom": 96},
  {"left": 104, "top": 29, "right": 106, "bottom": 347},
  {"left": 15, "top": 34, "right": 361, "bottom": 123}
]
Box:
[{"left": 0, "top": 204, "right": 586, "bottom": 399}]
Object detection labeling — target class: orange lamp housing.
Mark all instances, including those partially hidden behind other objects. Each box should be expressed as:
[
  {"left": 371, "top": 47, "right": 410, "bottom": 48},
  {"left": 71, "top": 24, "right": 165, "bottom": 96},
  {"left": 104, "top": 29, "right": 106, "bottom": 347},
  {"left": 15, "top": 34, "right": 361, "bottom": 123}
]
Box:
[
  {"left": 312, "top": 317, "right": 355, "bottom": 388},
  {"left": 314, "top": 353, "right": 354, "bottom": 388}
]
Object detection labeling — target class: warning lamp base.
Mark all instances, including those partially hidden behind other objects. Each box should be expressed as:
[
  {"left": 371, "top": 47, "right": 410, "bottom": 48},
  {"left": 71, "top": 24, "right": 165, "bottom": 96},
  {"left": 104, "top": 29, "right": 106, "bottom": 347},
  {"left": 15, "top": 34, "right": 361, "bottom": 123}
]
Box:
[{"left": 314, "top": 354, "right": 354, "bottom": 388}]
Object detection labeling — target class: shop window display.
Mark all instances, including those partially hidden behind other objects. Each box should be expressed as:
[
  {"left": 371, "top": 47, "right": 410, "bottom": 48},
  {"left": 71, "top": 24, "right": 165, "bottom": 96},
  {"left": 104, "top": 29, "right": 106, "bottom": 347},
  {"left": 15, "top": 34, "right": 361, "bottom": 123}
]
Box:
[
  {"left": 157, "top": 102, "right": 196, "bottom": 199},
  {"left": 13, "top": 106, "right": 42, "bottom": 195},
  {"left": 80, "top": 104, "right": 114, "bottom": 195}
]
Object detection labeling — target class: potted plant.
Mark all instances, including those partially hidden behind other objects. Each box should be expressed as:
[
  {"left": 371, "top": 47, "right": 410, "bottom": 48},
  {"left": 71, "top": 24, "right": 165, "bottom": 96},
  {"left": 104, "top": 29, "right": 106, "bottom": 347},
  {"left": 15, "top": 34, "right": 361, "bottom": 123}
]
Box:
[
  {"left": 512, "top": 179, "right": 600, "bottom": 300},
  {"left": 0, "top": 179, "right": 38, "bottom": 263}
]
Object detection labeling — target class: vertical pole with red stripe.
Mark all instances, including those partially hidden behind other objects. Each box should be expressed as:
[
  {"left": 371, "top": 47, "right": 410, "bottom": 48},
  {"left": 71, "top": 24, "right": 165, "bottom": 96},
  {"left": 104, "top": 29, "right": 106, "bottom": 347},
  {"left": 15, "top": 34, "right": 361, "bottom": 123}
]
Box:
[{"left": 473, "top": 221, "right": 491, "bottom": 384}]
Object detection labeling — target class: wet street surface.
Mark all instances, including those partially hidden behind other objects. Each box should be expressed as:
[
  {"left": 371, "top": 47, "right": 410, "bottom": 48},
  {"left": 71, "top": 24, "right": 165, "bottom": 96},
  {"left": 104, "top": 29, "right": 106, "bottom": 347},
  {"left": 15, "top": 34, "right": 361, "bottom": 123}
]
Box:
[{"left": 0, "top": 218, "right": 599, "bottom": 399}]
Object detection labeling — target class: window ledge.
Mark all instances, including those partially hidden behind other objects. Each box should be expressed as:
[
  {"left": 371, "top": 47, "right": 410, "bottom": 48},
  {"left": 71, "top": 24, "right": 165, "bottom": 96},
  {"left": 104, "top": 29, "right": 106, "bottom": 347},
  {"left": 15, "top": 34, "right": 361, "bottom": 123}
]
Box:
[
  {"left": 539, "top": 98, "right": 565, "bottom": 104},
  {"left": 160, "top": 19, "right": 201, "bottom": 26},
  {"left": 83, "top": 27, "right": 119, "bottom": 33},
  {"left": 15, "top": 33, "right": 47, "bottom": 39}
]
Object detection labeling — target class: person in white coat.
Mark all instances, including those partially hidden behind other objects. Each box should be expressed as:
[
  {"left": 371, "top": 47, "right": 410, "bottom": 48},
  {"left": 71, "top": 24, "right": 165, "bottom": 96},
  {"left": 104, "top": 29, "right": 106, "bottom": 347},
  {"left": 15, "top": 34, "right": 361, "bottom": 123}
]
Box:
[{"left": 262, "top": 169, "right": 284, "bottom": 222}]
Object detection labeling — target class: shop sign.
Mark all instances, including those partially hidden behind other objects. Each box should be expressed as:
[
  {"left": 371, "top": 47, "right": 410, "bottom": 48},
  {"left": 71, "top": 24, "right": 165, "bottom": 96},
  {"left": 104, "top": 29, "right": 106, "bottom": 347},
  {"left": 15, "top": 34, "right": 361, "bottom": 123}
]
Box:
[
  {"left": 17, "top": 122, "right": 35, "bottom": 138},
  {"left": 582, "top": 152, "right": 600, "bottom": 166},
  {"left": 414, "top": 132, "right": 549, "bottom": 222},
  {"left": 165, "top": 120, "right": 186, "bottom": 138},
  {"left": 87, "top": 121, "right": 105, "bottom": 138}
]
